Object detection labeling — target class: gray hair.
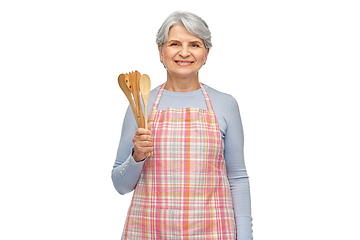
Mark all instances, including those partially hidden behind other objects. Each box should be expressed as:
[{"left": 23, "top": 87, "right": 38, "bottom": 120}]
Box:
[{"left": 156, "top": 11, "right": 212, "bottom": 49}]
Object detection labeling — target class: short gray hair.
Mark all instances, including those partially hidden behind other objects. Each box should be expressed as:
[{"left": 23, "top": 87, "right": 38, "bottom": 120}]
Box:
[{"left": 156, "top": 11, "right": 212, "bottom": 49}]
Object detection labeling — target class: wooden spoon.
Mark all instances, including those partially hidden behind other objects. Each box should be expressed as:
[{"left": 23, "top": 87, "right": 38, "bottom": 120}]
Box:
[
  {"left": 140, "top": 74, "right": 153, "bottom": 157},
  {"left": 140, "top": 74, "right": 151, "bottom": 129},
  {"left": 118, "top": 74, "right": 139, "bottom": 127}
]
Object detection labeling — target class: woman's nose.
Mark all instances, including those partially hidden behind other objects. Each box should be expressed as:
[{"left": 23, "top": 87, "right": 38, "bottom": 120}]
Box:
[{"left": 179, "top": 46, "right": 190, "bottom": 57}]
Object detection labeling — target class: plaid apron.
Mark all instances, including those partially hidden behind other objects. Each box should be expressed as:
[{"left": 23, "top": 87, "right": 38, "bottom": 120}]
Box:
[{"left": 122, "top": 83, "right": 236, "bottom": 239}]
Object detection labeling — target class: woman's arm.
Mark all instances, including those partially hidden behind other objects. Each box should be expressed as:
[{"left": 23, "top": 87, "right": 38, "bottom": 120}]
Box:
[
  {"left": 224, "top": 97, "right": 253, "bottom": 240},
  {"left": 111, "top": 105, "right": 146, "bottom": 195}
]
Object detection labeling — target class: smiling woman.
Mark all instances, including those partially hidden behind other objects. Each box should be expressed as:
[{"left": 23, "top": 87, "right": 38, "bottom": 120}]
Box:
[
  {"left": 159, "top": 25, "right": 209, "bottom": 91},
  {"left": 112, "top": 11, "right": 253, "bottom": 240}
]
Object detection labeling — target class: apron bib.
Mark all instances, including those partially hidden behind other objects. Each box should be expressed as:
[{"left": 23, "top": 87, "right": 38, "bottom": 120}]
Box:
[{"left": 122, "top": 84, "right": 236, "bottom": 239}]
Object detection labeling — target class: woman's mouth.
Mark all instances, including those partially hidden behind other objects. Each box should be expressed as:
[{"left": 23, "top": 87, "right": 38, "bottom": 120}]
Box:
[{"left": 175, "top": 61, "right": 193, "bottom": 66}]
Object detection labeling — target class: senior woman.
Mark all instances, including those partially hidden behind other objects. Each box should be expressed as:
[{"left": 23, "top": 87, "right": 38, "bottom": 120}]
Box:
[{"left": 112, "top": 11, "right": 253, "bottom": 240}]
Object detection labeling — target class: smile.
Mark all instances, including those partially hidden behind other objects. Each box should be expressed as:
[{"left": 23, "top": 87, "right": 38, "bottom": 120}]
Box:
[{"left": 175, "top": 61, "right": 193, "bottom": 66}]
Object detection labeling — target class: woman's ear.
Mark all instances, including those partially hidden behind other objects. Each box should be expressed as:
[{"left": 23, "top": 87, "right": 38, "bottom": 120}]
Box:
[
  {"left": 158, "top": 45, "right": 163, "bottom": 63},
  {"left": 204, "top": 48, "right": 210, "bottom": 64}
]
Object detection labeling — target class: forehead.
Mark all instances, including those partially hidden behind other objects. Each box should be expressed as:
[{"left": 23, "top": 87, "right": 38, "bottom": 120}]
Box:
[{"left": 167, "top": 25, "right": 203, "bottom": 42}]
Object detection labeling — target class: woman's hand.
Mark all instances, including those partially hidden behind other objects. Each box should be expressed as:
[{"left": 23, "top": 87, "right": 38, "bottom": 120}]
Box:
[{"left": 132, "top": 128, "right": 153, "bottom": 162}]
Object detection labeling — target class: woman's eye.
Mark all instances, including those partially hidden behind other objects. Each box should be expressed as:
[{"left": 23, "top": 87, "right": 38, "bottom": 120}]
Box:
[
  {"left": 170, "top": 43, "right": 179, "bottom": 46},
  {"left": 191, "top": 44, "right": 199, "bottom": 48}
]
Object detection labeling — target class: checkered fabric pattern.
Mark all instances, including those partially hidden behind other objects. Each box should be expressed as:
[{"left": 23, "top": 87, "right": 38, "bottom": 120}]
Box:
[{"left": 122, "top": 84, "right": 236, "bottom": 239}]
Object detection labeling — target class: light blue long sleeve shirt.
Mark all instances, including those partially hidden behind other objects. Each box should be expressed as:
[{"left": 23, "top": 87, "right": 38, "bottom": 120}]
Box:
[{"left": 112, "top": 84, "right": 253, "bottom": 240}]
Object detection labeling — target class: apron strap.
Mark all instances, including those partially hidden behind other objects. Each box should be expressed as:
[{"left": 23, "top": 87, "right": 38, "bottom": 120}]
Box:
[
  {"left": 151, "top": 83, "right": 166, "bottom": 111},
  {"left": 200, "top": 83, "right": 215, "bottom": 112}
]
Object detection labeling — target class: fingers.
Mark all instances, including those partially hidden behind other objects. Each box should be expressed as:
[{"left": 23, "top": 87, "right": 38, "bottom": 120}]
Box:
[
  {"left": 134, "top": 128, "right": 152, "bottom": 137},
  {"left": 133, "top": 128, "right": 152, "bottom": 144},
  {"left": 132, "top": 128, "right": 153, "bottom": 162}
]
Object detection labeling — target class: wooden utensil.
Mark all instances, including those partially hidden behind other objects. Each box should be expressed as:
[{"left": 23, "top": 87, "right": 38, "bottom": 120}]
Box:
[
  {"left": 118, "top": 74, "right": 139, "bottom": 126},
  {"left": 124, "top": 73, "right": 130, "bottom": 88},
  {"left": 128, "top": 71, "right": 145, "bottom": 128},
  {"left": 140, "top": 74, "right": 152, "bottom": 157},
  {"left": 139, "top": 74, "right": 151, "bottom": 129},
  {"left": 118, "top": 70, "right": 152, "bottom": 157}
]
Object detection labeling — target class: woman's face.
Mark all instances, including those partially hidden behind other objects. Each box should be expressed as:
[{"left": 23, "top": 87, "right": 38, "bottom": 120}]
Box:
[{"left": 159, "top": 25, "right": 209, "bottom": 80}]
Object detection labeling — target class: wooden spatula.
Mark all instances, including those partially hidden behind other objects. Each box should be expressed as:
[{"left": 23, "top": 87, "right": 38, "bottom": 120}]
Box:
[
  {"left": 128, "top": 71, "right": 145, "bottom": 128},
  {"left": 118, "top": 74, "right": 139, "bottom": 127}
]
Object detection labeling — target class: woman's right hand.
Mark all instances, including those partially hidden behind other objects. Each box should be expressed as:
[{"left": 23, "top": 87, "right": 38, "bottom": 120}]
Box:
[{"left": 132, "top": 128, "right": 153, "bottom": 162}]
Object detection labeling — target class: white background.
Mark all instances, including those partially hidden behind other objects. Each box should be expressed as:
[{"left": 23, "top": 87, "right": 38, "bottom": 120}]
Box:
[{"left": 1, "top": 0, "right": 359, "bottom": 239}]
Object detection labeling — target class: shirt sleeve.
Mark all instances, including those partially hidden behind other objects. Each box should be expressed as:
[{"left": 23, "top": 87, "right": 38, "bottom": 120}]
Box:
[
  {"left": 111, "top": 105, "right": 146, "bottom": 195},
  {"left": 224, "top": 97, "right": 253, "bottom": 240}
]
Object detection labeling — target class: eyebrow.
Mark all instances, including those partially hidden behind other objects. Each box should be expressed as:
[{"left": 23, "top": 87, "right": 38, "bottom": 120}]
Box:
[
  {"left": 187, "top": 40, "right": 201, "bottom": 43},
  {"left": 189, "top": 41, "right": 203, "bottom": 45},
  {"left": 167, "top": 39, "right": 204, "bottom": 45}
]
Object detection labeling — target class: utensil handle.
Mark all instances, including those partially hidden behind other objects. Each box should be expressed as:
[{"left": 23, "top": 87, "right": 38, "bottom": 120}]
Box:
[
  {"left": 129, "top": 101, "right": 140, "bottom": 127},
  {"left": 144, "top": 117, "right": 153, "bottom": 157}
]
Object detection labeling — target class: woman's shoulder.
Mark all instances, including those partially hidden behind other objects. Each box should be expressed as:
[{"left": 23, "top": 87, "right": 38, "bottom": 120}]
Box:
[{"left": 203, "top": 84, "right": 238, "bottom": 106}]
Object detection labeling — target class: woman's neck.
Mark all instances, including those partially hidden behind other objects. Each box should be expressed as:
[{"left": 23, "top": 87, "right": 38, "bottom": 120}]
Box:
[{"left": 164, "top": 72, "right": 201, "bottom": 92}]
